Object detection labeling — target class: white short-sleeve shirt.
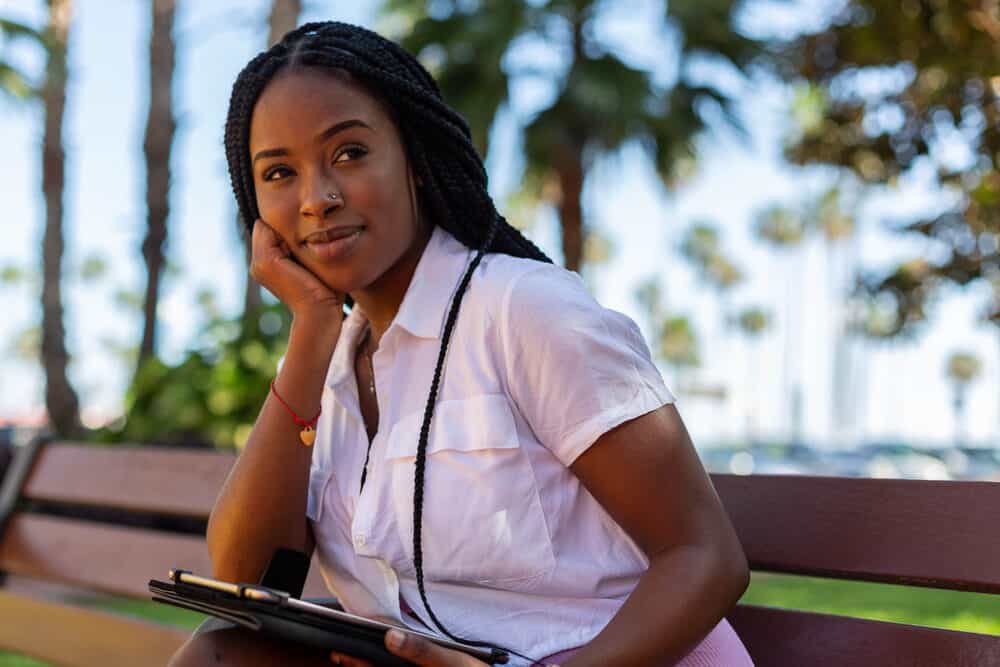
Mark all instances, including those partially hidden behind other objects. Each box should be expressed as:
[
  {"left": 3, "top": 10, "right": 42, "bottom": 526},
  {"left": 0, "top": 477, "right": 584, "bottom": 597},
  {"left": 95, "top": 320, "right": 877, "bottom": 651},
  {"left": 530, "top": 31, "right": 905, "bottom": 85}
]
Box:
[{"left": 307, "top": 226, "right": 675, "bottom": 664}]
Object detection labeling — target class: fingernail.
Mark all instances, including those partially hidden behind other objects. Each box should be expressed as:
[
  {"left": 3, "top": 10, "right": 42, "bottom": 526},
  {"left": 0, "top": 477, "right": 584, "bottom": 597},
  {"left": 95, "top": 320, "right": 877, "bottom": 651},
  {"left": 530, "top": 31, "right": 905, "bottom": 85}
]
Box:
[{"left": 386, "top": 629, "right": 405, "bottom": 650}]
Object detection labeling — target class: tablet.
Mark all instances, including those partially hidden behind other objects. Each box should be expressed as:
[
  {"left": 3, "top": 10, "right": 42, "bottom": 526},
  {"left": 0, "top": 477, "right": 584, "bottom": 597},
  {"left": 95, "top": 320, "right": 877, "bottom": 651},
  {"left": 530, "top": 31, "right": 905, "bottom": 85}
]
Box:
[{"left": 148, "top": 569, "right": 508, "bottom": 666}]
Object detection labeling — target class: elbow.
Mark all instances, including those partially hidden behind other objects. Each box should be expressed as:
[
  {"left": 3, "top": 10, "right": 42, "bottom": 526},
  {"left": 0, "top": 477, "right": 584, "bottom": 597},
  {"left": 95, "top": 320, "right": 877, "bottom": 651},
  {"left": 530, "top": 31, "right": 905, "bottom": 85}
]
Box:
[{"left": 720, "top": 536, "right": 751, "bottom": 609}]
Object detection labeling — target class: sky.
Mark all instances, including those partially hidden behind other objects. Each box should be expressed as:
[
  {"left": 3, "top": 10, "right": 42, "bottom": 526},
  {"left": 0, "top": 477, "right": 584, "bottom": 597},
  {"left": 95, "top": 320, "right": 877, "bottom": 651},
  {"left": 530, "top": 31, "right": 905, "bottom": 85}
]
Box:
[{"left": 0, "top": 0, "right": 997, "bottom": 448}]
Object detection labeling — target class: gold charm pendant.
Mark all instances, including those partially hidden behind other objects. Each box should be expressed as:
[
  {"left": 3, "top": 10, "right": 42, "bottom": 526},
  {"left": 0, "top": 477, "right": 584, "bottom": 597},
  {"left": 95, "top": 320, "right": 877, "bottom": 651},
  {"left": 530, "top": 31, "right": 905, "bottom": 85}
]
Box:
[{"left": 300, "top": 425, "right": 316, "bottom": 446}]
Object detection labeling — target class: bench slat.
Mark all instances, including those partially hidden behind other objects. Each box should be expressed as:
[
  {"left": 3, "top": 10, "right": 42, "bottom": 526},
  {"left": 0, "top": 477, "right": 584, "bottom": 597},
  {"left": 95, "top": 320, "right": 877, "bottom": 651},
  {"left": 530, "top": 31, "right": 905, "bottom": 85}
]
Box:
[
  {"left": 0, "top": 513, "right": 213, "bottom": 598},
  {"left": 0, "top": 512, "right": 331, "bottom": 600},
  {"left": 0, "top": 589, "right": 187, "bottom": 667},
  {"left": 728, "top": 604, "right": 1000, "bottom": 667},
  {"left": 712, "top": 474, "right": 1000, "bottom": 593},
  {"left": 21, "top": 443, "right": 234, "bottom": 517}
]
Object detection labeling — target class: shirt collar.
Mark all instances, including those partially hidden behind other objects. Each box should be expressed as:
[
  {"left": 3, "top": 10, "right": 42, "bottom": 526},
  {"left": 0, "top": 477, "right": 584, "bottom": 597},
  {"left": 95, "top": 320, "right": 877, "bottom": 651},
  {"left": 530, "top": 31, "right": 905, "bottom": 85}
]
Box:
[
  {"left": 325, "top": 226, "right": 473, "bottom": 390},
  {"left": 391, "top": 225, "right": 473, "bottom": 340}
]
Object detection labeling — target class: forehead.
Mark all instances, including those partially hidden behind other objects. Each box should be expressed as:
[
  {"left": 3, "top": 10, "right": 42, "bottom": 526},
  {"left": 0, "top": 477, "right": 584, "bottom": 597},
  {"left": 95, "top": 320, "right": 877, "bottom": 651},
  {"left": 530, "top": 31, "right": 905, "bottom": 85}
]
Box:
[{"left": 249, "top": 68, "right": 390, "bottom": 151}]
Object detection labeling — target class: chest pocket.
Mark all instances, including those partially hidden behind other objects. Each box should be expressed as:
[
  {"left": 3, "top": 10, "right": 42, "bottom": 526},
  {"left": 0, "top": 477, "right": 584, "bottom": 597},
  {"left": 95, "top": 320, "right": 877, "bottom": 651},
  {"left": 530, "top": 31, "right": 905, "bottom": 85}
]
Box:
[{"left": 382, "top": 394, "right": 555, "bottom": 591}]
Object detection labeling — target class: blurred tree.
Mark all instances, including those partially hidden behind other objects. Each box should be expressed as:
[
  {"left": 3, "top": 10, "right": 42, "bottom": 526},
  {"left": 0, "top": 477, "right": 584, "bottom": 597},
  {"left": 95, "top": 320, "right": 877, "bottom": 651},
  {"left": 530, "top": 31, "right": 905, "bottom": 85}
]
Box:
[
  {"left": 240, "top": 0, "right": 303, "bottom": 333},
  {"left": 137, "top": 0, "right": 177, "bottom": 376},
  {"left": 946, "top": 350, "right": 981, "bottom": 447},
  {"left": 0, "top": 16, "right": 43, "bottom": 100},
  {"left": 754, "top": 203, "right": 806, "bottom": 441},
  {"left": 780, "top": 0, "right": 1000, "bottom": 334},
  {"left": 97, "top": 304, "right": 292, "bottom": 449},
  {"left": 383, "top": 0, "right": 773, "bottom": 271},
  {"left": 633, "top": 274, "right": 701, "bottom": 390},
  {"left": 678, "top": 221, "right": 743, "bottom": 424},
  {"left": 658, "top": 314, "right": 701, "bottom": 391},
  {"left": 810, "top": 184, "right": 861, "bottom": 445},
  {"left": 39, "top": 0, "right": 81, "bottom": 436},
  {"left": 736, "top": 305, "right": 770, "bottom": 443}
]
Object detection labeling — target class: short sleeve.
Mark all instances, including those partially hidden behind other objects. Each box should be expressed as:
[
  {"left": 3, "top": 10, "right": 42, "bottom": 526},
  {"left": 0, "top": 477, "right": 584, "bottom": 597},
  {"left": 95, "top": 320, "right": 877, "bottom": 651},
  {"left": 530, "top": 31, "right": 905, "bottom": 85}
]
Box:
[{"left": 499, "top": 266, "right": 675, "bottom": 466}]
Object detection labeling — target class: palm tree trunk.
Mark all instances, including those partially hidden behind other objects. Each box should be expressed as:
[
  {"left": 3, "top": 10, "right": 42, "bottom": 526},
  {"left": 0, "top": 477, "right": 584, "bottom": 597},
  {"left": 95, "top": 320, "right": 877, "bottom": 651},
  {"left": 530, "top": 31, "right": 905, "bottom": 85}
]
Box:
[
  {"left": 240, "top": 0, "right": 302, "bottom": 331},
  {"left": 267, "top": 0, "right": 300, "bottom": 46},
  {"left": 137, "top": 0, "right": 176, "bottom": 374},
  {"left": 40, "top": 0, "right": 81, "bottom": 437},
  {"left": 556, "top": 144, "right": 585, "bottom": 272}
]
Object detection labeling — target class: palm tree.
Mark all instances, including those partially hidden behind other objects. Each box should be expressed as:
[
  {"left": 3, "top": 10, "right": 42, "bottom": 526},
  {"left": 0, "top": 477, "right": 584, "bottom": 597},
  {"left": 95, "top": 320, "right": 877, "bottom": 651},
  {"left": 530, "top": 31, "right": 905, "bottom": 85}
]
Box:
[
  {"left": 679, "top": 221, "right": 743, "bottom": 432},
  {"left": 754, "top": 204, "right": 806, "bottom": 443},
  {"left": 658, "top": 315, "right": 700, "bottom": 391},
  {"left": 39, "top": 0, "right": 81, "bottom": 436},
  {"left": 0, "top": 17, "right": 43, "bottom": 100},
  {"left": 736, "top": 306, "right": 770, "bottom": 445},
  {"left": 946, "top": 351, "right": 982, "bottom": 448},
  {"left": 383, "top": 0, "right": 770, "bottom": 271},
  {"left": 632, "top": 275, "right": 699, "bottom": 393},
  {"left": 241, "top": 0, "right": 302, "bottom": 332},
  {"left": 809, "top": 185, "right": 859, "bottom": 447},
  {"left": 137, "top": 0, "right": 177, "bottom": 375}
]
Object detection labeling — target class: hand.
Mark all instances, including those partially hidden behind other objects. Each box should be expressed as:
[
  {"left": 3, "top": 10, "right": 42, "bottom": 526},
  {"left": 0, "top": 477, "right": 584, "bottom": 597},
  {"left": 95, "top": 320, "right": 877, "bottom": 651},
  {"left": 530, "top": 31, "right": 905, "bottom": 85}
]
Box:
[
  {"left": 328, "top": 629, "right": 491, "bottom": 667},
  {"left": 249, "top": 218, "right": 345, "bottom": 320}
]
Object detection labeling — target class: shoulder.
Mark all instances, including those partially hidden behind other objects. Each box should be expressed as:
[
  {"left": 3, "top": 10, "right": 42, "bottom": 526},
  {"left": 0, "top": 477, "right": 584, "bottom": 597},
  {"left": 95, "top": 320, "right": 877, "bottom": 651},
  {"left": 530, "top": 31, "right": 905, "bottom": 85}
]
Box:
[{"left": 467, "top": 251, "right": 593, "bottom": 321}]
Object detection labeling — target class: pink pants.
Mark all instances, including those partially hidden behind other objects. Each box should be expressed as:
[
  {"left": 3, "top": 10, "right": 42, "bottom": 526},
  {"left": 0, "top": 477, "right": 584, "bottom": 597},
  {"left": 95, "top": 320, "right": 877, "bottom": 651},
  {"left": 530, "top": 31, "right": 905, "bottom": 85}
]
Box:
[{"left": 542, "top": 618, "right": 754, "bottom": 666}]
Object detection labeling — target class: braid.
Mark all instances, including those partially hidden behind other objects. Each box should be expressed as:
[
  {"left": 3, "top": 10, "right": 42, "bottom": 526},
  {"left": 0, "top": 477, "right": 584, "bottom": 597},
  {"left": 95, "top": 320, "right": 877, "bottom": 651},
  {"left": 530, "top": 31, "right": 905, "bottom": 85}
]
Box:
[{"left": 223, "top": 21, "right": 551, "bottom": 661}]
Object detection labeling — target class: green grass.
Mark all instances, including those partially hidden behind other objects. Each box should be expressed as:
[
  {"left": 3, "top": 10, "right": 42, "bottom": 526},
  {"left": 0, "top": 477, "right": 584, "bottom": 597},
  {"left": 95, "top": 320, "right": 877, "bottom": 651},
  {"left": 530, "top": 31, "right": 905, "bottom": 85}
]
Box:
[
  {"left": 3, "top": 575, "right": 999, "bottom": 665},
  {"left": 741, "top": 572, "right": 1000, "bottom": 636}
]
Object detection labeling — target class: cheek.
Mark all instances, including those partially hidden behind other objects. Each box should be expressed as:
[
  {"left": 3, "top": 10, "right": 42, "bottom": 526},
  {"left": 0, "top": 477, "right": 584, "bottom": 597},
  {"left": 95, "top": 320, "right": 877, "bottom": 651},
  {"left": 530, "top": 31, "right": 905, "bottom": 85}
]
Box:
[
  {"left": 347, "top": 170, "right": 415, "bottom": 236},
  {"left": 255, "top": 189, "right": 297, "bottom": 230}
]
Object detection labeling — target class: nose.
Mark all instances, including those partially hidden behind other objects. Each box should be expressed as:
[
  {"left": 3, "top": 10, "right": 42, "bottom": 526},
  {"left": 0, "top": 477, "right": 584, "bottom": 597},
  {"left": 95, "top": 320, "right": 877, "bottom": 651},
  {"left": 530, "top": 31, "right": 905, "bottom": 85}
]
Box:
[{"left": 299, "top": 173, "right": 343, "bottom": 220}]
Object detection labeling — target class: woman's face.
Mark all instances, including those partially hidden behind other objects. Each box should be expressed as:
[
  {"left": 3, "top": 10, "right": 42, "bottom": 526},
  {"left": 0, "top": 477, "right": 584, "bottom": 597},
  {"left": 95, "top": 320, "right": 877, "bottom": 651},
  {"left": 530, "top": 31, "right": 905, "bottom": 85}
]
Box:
[{"left": 249, "top": 67, "right": 423, "bottom": 296}]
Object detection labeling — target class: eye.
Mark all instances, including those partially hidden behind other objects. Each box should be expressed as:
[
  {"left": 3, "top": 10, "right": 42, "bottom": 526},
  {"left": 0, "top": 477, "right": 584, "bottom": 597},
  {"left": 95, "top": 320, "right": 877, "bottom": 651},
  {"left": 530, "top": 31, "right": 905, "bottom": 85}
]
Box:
[
  {"left": 262, "top": 165, "right": 292, "bottom": 182},
  {"left": 334, "top": 145, "right": 368, "bottom": 164}
]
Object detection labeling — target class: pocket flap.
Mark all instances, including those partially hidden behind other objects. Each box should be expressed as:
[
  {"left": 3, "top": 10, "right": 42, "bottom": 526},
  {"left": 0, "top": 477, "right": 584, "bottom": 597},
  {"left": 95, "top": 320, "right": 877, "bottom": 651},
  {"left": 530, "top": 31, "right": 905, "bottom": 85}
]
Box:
[{"left": 385, "top": 394, "right": 519, "bottom": 460}]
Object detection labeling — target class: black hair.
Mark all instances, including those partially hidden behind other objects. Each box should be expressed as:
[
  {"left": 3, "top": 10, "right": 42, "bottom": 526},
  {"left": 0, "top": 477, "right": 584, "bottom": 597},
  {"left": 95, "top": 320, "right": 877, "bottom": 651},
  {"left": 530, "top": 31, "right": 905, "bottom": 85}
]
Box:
[{"left": 223, "top": 20, "right": 552, "bottom": 662}]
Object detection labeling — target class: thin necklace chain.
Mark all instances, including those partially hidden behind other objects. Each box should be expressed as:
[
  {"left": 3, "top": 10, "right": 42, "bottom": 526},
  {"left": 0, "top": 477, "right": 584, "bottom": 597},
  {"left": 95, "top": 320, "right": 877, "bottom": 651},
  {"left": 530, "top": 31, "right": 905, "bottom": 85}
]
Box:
[{"left": 360, "top": 324, "right": 376, "bottom": 395}]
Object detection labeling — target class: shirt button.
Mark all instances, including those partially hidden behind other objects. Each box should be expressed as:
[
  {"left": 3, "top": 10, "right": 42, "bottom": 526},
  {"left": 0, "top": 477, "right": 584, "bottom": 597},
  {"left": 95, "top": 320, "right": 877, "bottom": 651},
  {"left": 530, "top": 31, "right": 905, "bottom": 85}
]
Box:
[{"left": 354, "top": 534, "right": 367, "bottom": 548}]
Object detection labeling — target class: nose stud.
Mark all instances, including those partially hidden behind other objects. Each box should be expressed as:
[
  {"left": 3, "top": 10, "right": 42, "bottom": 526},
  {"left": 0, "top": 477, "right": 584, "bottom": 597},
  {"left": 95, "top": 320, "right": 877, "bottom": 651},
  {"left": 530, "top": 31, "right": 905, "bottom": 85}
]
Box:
[{"left": 327, "top": 192, "right": 341, "bottom": 202}]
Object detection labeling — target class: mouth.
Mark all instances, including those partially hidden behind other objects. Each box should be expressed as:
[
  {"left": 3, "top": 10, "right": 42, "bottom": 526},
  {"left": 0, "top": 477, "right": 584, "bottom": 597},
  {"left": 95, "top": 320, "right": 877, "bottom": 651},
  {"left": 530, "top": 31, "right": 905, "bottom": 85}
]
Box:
[
  {"left": 303, "top": 225, "right": 365, "bottom": 245},
  {"left": 303, "top": 225, "right": 365, "bottom": 261}
]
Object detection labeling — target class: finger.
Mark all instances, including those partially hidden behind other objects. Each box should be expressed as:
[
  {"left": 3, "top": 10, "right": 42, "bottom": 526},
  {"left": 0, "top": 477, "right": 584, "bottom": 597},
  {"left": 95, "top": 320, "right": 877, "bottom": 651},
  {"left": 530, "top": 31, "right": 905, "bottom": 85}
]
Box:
[{"left": 385, "top": 630, "right": 483, "bottom": 666}]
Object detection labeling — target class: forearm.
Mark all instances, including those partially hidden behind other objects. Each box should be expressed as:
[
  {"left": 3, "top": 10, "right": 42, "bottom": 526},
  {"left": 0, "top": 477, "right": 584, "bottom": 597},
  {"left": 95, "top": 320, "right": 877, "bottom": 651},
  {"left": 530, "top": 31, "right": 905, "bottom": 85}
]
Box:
[
  {"left": 562, "top": 543, "right": 749, "bottom": 667},
  {"left": 207, "top": 315, "right": 339, "bottom": 583}
]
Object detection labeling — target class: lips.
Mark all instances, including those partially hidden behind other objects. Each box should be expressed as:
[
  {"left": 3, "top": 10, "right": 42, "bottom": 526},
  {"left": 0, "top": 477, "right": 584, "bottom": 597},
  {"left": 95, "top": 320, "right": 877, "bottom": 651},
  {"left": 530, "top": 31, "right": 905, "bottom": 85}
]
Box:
[
  {"left": 304, "top": 225, "right": 364, "bottom": 245},
  {"left": 304, "top": 225, "right": 365, "bottom": 262}
]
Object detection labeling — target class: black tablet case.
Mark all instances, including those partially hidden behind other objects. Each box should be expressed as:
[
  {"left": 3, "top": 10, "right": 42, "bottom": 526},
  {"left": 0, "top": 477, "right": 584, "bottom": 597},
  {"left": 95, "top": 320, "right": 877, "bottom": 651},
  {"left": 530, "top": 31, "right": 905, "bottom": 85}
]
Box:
[{"left": 149, "top": 577, "right": 419, "bottom": 667}]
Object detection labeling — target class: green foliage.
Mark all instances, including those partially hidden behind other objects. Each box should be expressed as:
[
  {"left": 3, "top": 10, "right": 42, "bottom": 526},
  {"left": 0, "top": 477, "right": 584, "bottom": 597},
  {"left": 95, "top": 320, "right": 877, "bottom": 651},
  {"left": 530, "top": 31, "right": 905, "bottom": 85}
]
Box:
[
  {"left": 0, "top": 17, "right": 44, "bottom": 101},
  {"left": 780, "top": 0, "right": 1000, "bottom": 336},
  {"left": 754, "top": 204, "right": 805, "bottom": 246},
  {"left": 78, "top": 254, "right": 108, "bottom": 282},
  {"left": 736, "top": 306, "right": 770, "bottom": 336},
  {"left": 383, "top": 0, "right": 773, "bottom": 268},
  {"left": 92, "top": 304, "right": 294, "bottom": 449},
  {"left": 658, "top": 315, "right": 700, "bottom": 369},
  {"left": 679, "top": 222, "right": 744, "bottom": 291},
  {"left": 946, "top": 350, "right": 982, "bottom": 386}
]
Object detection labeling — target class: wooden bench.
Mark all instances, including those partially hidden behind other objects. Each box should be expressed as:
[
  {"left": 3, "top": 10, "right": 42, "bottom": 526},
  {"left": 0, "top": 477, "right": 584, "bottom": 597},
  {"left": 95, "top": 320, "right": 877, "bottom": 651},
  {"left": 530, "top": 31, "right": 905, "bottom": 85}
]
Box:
[
  {"left": 716, "top": 473, "right": 1000, "bottom": 666},
  {"left": 3, "top": 436, "right": 999, "bottom": 665},
  {"left": 0, "top": 435, "right": 328, "bottom": 667}
]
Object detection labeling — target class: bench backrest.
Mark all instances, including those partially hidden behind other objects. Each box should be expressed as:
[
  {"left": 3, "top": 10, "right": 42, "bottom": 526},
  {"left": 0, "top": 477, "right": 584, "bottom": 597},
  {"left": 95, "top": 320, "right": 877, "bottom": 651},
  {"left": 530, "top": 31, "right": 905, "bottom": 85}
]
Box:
[
  {"left": 0, "top": 437, "right": 326, "bottom": 666},
  {"left": 712, "top": 473, "right": 1000, "bottom": 666}
]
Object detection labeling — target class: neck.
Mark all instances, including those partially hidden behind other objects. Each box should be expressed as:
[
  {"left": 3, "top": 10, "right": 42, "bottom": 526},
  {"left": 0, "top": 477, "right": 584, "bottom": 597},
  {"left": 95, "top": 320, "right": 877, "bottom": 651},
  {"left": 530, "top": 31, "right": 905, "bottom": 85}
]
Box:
[{"left": 350, "top": 226, "right": 433, "bottom": 346}]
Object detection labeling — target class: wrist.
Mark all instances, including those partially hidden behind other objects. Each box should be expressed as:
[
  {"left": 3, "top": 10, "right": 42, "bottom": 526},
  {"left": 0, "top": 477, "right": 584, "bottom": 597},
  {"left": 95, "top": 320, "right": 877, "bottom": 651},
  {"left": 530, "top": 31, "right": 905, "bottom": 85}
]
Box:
[
  {"left": 284, "top": 313, "right": 342, "bottom": 366},
  {"left": 289, "top": 309, "right": 343, "bottom": 342}
]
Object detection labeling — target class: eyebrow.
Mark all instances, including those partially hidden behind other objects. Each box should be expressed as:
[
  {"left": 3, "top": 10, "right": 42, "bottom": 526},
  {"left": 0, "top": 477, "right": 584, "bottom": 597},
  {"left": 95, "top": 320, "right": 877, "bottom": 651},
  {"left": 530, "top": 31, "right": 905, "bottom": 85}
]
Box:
[{"left": 252, "top": 119, "right": 373, "bottom": 164}]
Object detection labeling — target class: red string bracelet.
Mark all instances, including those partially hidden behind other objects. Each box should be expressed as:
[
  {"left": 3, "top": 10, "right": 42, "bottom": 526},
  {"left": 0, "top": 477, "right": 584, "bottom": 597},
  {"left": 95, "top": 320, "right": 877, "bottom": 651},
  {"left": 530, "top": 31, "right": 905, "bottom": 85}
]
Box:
[{"left": 270, "top": 380, "right": 321, "bottom": 446}]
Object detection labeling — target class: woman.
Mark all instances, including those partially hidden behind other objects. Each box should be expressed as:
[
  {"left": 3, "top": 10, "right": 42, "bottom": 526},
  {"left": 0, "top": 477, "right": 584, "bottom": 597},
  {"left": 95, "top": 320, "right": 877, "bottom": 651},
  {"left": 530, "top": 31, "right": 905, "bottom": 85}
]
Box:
[{"left": 171, "top": 21, "right": 753, "bottom": 667}]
